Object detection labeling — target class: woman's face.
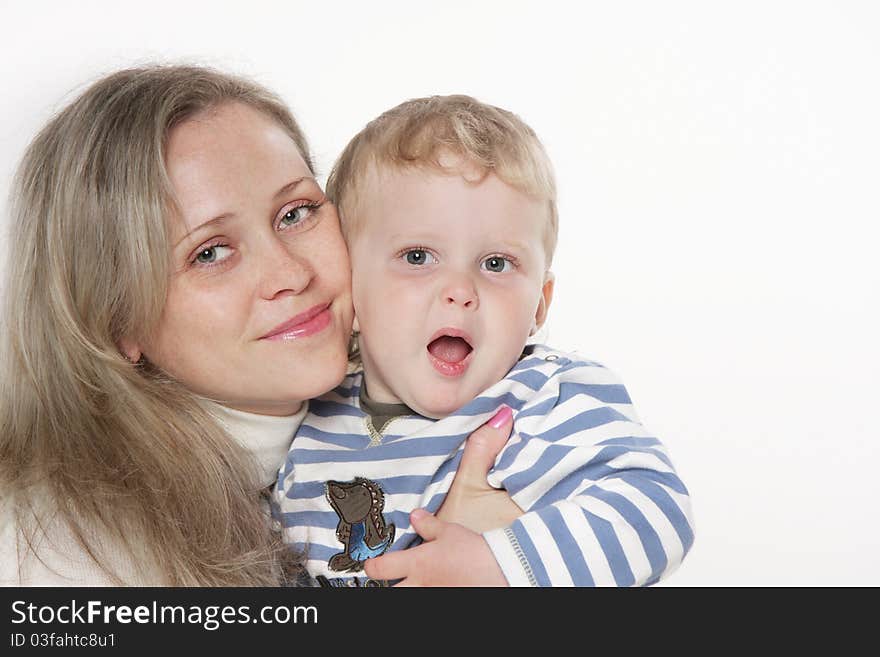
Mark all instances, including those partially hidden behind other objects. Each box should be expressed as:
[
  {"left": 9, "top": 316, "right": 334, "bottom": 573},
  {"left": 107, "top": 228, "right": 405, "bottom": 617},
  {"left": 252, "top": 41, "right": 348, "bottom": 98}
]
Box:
[{"left": 133, "top": 102, "right": 353, "bottom": 415}]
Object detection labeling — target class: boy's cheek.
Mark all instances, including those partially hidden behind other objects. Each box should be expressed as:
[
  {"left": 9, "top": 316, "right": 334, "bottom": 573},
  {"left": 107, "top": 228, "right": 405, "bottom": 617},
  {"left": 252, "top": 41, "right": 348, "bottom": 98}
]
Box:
[
  {"left": 354, "top": 278, "right": 422, "bottom": 330},
  {"left": 370, "top": 273, "right": 430, "bottom": 304}
]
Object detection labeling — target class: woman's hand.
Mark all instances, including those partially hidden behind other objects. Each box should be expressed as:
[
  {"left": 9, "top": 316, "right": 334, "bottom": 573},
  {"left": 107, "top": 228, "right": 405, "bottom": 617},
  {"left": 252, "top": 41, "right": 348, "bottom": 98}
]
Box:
[
  {"left": 436, "top": 404, "right": 524, "bottom": 533},
  {"left": 363, "top": 405, "right": 523, "bottom": 586},
  {"left": 363, "top": 508, "right": 507, "bottom": 586}
]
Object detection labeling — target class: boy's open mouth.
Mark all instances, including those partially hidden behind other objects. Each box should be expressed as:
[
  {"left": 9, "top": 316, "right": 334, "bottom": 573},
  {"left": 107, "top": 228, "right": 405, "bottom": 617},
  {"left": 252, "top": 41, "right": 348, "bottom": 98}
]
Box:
[
  {"left": 426, "top": 330, "right": 473, "bottom": 377},
  {"left": 427, "top": 335, "right": 472, "bottom": 363}
]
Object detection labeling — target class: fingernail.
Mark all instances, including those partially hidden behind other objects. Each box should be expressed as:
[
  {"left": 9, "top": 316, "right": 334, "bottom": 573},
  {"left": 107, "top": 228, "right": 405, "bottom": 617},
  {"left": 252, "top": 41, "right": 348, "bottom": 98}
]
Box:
[
  {"left": 411, "top": 508, "right": 428, "bottom": 520},
  {"left": 488, "top": 404, "right": 513, "bottom": 429}
]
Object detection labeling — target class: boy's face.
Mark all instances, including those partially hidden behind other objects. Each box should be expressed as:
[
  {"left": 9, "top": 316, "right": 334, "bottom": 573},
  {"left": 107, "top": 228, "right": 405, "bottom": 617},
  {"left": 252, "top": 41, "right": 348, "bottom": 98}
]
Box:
[{"left": 348, "top": 162, "right": 554, "bottom": 418}]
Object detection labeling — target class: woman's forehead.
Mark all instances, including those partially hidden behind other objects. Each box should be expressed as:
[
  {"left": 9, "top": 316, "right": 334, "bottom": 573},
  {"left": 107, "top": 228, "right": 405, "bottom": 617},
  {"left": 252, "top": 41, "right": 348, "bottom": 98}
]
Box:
[{"left": 165, "top": 103, "right": 312, "bottom": 237}]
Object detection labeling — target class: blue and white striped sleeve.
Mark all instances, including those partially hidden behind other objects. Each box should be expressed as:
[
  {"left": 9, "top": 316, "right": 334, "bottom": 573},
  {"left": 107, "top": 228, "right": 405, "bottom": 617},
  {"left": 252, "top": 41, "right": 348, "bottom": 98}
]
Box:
[{"left": 482, "top": 355, "right": 695, "bottom": 586}]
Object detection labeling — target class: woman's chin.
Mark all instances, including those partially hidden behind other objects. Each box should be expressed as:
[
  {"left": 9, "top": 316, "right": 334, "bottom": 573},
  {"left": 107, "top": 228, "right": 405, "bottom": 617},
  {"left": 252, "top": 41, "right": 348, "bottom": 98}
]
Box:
[{"left": 291, "top": 350, "right": 351, "bottom": 399}]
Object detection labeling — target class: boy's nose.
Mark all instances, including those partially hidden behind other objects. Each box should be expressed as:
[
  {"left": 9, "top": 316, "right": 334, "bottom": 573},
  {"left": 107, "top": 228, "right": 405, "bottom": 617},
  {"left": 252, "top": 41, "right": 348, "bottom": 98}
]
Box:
[{"left": 441, "top": 275, "right": 479, "bottom": 310}]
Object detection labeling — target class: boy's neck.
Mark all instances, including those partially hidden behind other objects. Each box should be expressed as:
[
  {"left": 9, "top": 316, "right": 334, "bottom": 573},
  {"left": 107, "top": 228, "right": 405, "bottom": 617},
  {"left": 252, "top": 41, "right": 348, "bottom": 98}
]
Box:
[{"left": 359, "top": 377, "right": 415, "bottom": 433}]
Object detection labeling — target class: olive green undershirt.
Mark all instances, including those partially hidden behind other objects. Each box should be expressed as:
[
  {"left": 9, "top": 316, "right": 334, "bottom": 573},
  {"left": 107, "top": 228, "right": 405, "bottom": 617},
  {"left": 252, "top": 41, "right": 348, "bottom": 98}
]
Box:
[
  {"left": 359, "top": 379, "right": 414, "bottom": 438},
  {"left": 357, "top": 344, "right": 537, "bottom": 439}
]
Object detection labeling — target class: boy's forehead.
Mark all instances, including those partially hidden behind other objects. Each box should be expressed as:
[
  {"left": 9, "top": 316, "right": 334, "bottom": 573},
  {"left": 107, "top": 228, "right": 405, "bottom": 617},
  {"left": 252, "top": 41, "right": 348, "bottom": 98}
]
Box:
[
  {"left": 361, "top": 164, "right": 524, "bottom": 217},
  {"left": 355, "top": 163, "right": 549, "bottom": 253},
  {"left": 341, "top": 149, "right": 556, "bottom": 267},
  {"left": 355, "top": 165, "right": 461, "bottom": 226},
  {"left": 361, "top": 160, "right": 507, "bottom": 207},
  {"left": 362, "top": 160, "right": 465, "bottom": 194}
]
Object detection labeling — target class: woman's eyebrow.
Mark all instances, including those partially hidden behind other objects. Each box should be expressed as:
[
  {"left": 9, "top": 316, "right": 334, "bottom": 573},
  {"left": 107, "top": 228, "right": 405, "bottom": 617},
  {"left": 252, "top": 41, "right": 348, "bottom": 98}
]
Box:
[
  {"left": 174, "top": 213, "right": 233, "bottom": 248},
  {"left": 174, "top": 177, "right": 318, "bottom": 248},
  {"left": 274, "top": 176, "right": 316, "bottom": 199}
]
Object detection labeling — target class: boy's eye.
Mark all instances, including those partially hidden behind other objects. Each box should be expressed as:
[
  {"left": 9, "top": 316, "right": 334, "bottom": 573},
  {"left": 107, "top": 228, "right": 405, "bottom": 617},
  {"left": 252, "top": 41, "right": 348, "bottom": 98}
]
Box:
[
  {"left": 404, "top": 249, "right": 436, "bottom": 266},
  {"left": 194, "top": 244, "right": 232, "bottom": 265},
  {"left": 482, "top": 256, "right": 513, "bottom": 273}
]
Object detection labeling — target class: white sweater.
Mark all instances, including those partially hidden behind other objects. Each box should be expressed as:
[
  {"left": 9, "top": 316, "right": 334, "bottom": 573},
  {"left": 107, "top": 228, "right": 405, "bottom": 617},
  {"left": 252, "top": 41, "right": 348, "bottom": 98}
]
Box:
[{"left": 0, "top": 403, "right": 305, "bottom": 586}]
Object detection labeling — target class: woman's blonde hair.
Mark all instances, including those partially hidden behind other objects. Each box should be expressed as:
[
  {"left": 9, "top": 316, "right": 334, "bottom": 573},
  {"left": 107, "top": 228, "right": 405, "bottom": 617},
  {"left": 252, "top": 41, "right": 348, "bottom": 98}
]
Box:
[
  {"left": 0, "top": 65, "right": 311, "bottom": 585},
  {"left": 326, "top": 94, "right": 558, "bottom": 264}
]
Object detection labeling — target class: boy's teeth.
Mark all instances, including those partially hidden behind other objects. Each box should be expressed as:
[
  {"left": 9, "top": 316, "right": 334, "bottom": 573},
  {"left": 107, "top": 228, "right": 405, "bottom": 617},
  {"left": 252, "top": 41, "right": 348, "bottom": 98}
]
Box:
[{"left": 427, "top": 336, "right": 471, "bottom": 364}]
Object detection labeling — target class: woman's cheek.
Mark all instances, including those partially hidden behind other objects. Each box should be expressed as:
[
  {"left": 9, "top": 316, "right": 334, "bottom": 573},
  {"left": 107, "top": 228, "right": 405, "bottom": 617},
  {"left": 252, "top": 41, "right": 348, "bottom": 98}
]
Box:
[{"left": 311, "top": 213, "right": 352, "bottom": 284}]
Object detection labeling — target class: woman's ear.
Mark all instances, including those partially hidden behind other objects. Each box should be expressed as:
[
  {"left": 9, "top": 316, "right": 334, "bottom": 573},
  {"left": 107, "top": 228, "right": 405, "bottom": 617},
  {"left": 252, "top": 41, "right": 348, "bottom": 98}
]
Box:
[
  {"left": 531, "top": 271, "right": 555, "bottom": 335},
  {"left": 118, "top": 337, "right": 142, "bottom": 364}
]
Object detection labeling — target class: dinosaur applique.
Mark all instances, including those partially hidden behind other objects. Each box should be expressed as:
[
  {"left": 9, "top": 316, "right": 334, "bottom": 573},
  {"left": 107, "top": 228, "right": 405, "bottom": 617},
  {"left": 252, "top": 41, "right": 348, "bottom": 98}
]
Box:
[{"left": 325, "top": 477, "right": 396, "bottom": 572}]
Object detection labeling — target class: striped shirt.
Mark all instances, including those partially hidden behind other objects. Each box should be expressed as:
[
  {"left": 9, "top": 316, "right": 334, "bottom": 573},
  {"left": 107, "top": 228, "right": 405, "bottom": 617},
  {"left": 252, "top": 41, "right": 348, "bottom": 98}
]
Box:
[{"left": 275, "top": 344, "right": 694, "bottom": 586}]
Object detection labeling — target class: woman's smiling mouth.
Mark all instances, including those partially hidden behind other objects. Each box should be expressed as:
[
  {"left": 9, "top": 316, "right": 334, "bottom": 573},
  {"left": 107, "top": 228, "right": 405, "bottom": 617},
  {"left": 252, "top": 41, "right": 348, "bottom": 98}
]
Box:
[{"left": 261, "top": 303, "right": 332, "bottom": 340}]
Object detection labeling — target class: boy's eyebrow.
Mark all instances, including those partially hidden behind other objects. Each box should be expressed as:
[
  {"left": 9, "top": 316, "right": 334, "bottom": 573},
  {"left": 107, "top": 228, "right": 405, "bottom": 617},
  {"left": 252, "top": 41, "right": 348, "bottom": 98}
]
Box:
[
  {"left": 174, "top": 176, "right": 316, "bottom": 247},
  {"left": 386, "top": 234, "right": 532, "bottom": 255},
  {"left": 496, "top": 239, "right": 531, "bottom": 253}
]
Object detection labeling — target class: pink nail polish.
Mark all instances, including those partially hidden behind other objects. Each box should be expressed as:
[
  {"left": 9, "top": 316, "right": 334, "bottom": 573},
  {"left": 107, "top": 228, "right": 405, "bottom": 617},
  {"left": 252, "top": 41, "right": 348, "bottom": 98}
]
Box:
[{"left": 488, "top": 404, "right": 513, "bottom": 429}]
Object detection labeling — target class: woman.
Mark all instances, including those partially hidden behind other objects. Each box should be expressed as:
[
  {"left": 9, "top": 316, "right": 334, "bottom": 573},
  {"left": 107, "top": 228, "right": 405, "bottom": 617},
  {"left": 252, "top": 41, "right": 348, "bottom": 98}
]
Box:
[{"left": 0, "top": 65, "right": 518, "bottom": 586}]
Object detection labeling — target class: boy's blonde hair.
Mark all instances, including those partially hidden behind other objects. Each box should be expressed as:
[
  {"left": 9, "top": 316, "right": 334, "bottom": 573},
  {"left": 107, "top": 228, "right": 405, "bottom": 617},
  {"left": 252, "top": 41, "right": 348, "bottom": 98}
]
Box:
[{"left": 327, "top": 94, "right": 558, "bottom": 265}]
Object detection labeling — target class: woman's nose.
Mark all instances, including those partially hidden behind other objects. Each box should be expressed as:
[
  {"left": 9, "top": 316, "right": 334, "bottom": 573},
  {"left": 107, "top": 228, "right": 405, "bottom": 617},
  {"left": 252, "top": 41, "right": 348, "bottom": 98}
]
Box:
[
  {"left": 441, "top": 273, "right": 479, "bottom": 310},
  {"left": 259, "top": 239, "right": 315, "bottom": 300}
]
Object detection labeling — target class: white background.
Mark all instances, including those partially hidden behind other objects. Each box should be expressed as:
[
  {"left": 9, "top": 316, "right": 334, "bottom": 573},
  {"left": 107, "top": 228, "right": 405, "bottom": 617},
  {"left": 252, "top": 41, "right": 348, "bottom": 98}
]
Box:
[{"left": 2, "top": 1, "right": 878, "bottom": 585}]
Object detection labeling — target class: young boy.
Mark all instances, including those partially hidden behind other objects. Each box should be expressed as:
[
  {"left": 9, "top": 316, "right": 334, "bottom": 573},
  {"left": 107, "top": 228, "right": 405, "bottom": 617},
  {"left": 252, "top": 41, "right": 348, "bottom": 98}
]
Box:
[{"left": 274, "top": 95, "right": 694, "bottom": 586}]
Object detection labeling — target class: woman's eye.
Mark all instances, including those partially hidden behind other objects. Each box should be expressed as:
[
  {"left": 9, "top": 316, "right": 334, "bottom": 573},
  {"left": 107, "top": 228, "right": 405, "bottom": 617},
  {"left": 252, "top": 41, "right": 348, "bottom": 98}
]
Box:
[
  {"left": 482, "top": 256, "right": 513, "bottom": 273},
  {"left": 279, "top": 204, "right": 314, "bottom": 227},
  {"left": 404, "top": 249, "right": 436, "bottom": 266},
  {"left": 194, "top": 244, "right": 232, "bottom": 265}
]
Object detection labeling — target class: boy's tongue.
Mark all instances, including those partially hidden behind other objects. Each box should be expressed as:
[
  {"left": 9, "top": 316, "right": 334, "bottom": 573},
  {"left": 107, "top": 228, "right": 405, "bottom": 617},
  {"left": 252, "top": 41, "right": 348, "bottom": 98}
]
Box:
[{"left": 427, "top": 336, "right": 471, "bottom": 364}]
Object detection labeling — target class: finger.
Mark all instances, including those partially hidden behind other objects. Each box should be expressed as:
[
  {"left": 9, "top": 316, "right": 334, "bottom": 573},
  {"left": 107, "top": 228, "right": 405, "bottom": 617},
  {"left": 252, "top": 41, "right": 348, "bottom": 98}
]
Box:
[
  {"left": 458, "top": 404, "right": 513, "bottom": 478},
  {"left": 363, "top": 550, "right": 416, "bottom": 581},
  {"left": 410, "top": 508, "right": 444, "bottom": 542}
]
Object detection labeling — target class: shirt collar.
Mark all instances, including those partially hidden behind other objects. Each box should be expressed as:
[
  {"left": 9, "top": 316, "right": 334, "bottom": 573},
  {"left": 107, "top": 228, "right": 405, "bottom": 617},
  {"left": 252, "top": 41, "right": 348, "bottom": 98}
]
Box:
[{"left": 203, "top": 401, "right": 307, "bottom": 488}]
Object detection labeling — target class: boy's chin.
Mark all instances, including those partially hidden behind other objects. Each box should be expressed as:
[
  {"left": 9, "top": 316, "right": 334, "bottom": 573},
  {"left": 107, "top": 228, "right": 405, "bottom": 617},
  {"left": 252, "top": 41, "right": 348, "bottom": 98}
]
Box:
[
  {"left": 409, "top": 387, "right": 476, "bottom": 420},
  {"left": 416, "top": 407, "right": 453, "bottom": 420}
]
